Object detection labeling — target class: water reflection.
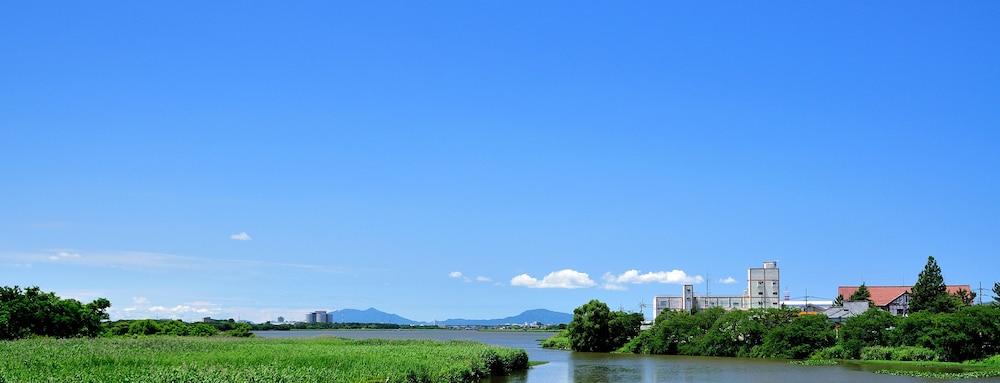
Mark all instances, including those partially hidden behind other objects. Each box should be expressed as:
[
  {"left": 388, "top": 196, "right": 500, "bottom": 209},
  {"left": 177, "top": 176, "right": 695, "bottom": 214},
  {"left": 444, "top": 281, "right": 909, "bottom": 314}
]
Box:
[{"left": 256, "top": 330, "right": 948, "bottom": 383}]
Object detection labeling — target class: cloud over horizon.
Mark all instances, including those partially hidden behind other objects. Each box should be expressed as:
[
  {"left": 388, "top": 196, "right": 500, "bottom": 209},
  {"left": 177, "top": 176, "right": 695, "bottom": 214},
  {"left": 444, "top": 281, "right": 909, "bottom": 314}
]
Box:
[
  {"left": 510, "top": 269, "right": 596, "bottom": 289},
  {"left": 602, "top": 269, "right": 704, "bottom": 290}
]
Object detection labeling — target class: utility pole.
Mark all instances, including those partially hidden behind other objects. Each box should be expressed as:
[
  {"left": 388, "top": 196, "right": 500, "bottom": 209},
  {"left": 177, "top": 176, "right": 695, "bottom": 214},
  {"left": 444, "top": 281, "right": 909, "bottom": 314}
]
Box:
[{"left": 978, "top": 282, "right": 984, "bottom": 305}]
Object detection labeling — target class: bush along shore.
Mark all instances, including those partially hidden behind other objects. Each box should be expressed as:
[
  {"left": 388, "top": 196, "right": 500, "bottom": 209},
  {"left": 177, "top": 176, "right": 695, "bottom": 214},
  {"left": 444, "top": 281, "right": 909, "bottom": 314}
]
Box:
[
  {"left": 543, "top": 258, "right": 1000, "bottom": 378},
  {"left": 1, "top": 286, "right": 530, "bottom": 383},
  {"left": 0, "top": 337, "right": 529, "bottom": 383}
]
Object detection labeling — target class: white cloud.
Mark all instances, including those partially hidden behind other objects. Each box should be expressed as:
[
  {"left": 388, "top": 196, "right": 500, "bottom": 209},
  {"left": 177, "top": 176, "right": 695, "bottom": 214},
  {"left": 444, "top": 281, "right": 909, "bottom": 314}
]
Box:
[
  {"left": 47, "top": 251, "right": 80, "bottom": 261},
  {"left": 149, "top": 305, "right": 215, "bottom": 314},
  {"left": 475, "top": 276, "right": 492, "bottom": 283},
  {"left": 132, "top": 296, "right": 149, "bottom": 305},
  {"left": 602, "top": 283, "right": 627, "bottom": 291},
  {"left": 510, "top": 269, "right": 596, "bottom": 289},
  {"left": 603, "top": 269, "right": 704, "bottom": 285},
  {"left": 448, "top": 271, "right": 472, "bottom": 282},
  {"left": 719, "top": 276, "right": 737, "bottom": 284},
  {"left": 230, "top": 232, "right": 252, "bottom": 241}
]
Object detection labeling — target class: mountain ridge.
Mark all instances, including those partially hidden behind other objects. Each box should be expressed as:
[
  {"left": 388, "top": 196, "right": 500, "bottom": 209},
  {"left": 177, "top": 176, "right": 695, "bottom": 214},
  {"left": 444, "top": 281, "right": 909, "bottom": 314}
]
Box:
[{"left": 327, "top": 308, "right": 571, "bottom": 325}]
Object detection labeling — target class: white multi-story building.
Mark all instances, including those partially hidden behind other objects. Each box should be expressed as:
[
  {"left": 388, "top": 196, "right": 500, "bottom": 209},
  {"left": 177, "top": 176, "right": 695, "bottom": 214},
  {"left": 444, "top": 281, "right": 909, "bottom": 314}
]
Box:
[
  {"left": 305, "top": 310, "right": 329, "bottom": 323},
  {"left": 652, "top": 261, "right": 781, "bottom": 320}
]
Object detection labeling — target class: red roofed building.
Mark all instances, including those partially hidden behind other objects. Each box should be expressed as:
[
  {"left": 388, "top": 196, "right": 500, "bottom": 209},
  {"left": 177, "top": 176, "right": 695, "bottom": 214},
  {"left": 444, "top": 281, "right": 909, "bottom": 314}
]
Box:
[{"left": 837, "top": 285, "right": 972, "bottom": 316}]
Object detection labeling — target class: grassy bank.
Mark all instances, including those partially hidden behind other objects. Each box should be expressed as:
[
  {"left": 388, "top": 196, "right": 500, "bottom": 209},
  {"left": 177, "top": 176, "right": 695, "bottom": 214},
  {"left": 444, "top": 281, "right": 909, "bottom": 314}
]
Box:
[
  {"left": 0, "top": 337, "right": 528, "bottom": 383},
  {"left": 539, "top": 330, "right": 570, "bottom": 350}
]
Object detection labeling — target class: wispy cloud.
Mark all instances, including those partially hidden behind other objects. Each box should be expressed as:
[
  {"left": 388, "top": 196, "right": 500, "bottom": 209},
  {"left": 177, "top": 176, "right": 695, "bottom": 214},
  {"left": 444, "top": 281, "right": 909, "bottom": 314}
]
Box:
[
  {"left": 0, "top": 249, "right": 343, "bottom": 273},
  {"left": 475, "top": 276, "right": 492, "bottom": 283},
  {"left": 48, "top": 251, "right": 80, "bottom": 261},
  {"left": 719, "top": 276, "right": 737, "bottom": 284},
  {"left": 230, "top": 232, "right": 252, "bottom": 241},
  {"left": 511, "top": 269, "right": 596, "bottom": 289},
  {"left": 448, "top": 271, "right": 471, "bottom": 282},
  {"left": 601, "top": 269, "right": 704, "bottom": 291}
]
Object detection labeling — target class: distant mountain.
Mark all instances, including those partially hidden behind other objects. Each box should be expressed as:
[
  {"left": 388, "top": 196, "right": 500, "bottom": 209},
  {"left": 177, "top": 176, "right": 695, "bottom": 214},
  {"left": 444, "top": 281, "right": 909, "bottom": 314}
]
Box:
[
  {"left": 436, "top": 309, "right": 572, "bottom": 326},
  {"left": 329, "top": 308, "right": 419, "bottom": 325},
  {"left": 325, "top": 308, "right": 572, "bottom": 326}
]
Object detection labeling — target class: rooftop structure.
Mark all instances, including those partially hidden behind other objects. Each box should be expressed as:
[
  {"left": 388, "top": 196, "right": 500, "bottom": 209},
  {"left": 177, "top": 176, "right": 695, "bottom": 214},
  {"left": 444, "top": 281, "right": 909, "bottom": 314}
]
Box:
[{"left": 837, "top": 285, "right": 972, "bottom": 316}]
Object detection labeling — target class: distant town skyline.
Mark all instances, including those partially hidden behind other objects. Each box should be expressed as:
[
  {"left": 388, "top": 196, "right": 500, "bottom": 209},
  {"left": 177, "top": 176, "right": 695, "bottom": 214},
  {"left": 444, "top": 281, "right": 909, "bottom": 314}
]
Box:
[{"left": 2, "top": 1, "right": 999, "bottom": 323}]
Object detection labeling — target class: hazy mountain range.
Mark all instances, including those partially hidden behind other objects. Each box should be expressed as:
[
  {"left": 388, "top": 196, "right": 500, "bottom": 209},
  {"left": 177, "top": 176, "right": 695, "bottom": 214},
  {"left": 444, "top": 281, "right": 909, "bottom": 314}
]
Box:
[{"left": 327, "top": 308, "right": 571, "bottom": 325}]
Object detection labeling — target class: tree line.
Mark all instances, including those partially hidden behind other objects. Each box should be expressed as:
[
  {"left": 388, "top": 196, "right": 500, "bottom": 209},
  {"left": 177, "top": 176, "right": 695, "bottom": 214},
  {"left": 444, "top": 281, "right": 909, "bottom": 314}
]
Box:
[
  {"left": 559, "top": 257, "right": 1000, "bottom": 363},
  {"left": 0, "top": 286, "right": 254, "bottom": 339}
]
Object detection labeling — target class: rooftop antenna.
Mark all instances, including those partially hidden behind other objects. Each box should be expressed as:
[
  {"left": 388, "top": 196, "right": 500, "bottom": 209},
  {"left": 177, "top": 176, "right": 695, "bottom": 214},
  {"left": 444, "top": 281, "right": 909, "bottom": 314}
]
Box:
[{"left": 706, "top": 273, "right": 711, "bottom": 298}]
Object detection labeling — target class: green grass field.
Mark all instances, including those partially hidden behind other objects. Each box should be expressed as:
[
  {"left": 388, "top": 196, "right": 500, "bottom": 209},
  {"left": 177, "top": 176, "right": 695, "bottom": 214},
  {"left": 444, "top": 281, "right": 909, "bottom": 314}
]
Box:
[{"left": 0, "top": 337, "right": 529, "bottom": 383}]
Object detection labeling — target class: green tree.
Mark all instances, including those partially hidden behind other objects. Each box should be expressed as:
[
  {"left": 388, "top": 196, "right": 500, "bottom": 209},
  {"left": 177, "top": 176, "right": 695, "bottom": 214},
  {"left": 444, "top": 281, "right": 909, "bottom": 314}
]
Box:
[
  {"left": 753, "top": 314, "right": 836, "bottom": 359},
  {"left": 909, "top": 256, "right": 953, "bottom": 313},
  {"left": 697, "top": 310, "right": 765, "bottom": 357},
  {"left": 608, "top": 311, "right": 643, "bottom": 350},
  {"left": 954, "top": 289, "right": 976, "bottom": 306},
  {"left": 850, "top": 284, "right": 873, "bottom": 306},
  {"left": 567, "top": 300, "right": 613, "bottom": 352},
  {"left": 840, "top": 308, "right": 898, "bottom": 358},
  {"left": 993, "top": 282, "right": 1000, "bottom": 305},
  {"left": 833, "top": 294, "right": 844, "bottom": 307},
  {"left": 0, "top": 286, "right": 111, "bottom": 339}
]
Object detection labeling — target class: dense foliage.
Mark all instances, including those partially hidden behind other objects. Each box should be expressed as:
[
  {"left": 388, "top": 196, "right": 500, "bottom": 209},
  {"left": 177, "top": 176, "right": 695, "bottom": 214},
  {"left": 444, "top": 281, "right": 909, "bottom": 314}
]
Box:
[
  {"left": 0, "top": 337, "right": 529, "bottom": 383},
  {"left": 565, "top": 300, "right": 643, "bottom": 352},
  {"left": 0, "top": 286, "right": 110, "bottom": 340},
  {"left": 105, "top": 319, "right": 254, "bottom": 337},
  {"left": 620, "top": 307, "right": 833, "bottom": 359}
]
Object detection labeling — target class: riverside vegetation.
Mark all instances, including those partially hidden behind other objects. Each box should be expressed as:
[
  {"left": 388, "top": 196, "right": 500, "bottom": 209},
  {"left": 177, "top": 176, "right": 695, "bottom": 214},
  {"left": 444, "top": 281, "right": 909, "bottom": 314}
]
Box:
[
  {"left": 0, "top": 337, "right": 528, "bottom": 383},
  {"left": 0, "top": 286, "right": 529, "bottom": 383},
  {"left": 544, "top": 257, "right": 1000, "bottom": 378}
]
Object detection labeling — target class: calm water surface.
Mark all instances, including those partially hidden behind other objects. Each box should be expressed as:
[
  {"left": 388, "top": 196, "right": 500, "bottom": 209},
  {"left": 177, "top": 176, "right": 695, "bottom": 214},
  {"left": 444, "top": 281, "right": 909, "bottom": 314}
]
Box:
[{"left": 255, "top": 330, "right": 995, "bottom": 383}]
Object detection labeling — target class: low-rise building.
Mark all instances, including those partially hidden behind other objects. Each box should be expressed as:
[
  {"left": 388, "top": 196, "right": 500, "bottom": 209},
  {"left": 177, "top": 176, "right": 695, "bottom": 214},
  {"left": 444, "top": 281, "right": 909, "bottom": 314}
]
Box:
[
  {"left": 822, "top": 301, "right": 870, "bottom": 323},
  {"left": 836, "top": 285, "right": 972, "bottom": 316}
]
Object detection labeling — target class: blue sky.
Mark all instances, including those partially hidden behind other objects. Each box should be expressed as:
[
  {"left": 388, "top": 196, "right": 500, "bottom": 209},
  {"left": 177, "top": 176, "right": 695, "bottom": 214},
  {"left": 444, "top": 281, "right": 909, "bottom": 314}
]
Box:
[{"left": 2, "top": 2, "right": 999, "bottom": 322}]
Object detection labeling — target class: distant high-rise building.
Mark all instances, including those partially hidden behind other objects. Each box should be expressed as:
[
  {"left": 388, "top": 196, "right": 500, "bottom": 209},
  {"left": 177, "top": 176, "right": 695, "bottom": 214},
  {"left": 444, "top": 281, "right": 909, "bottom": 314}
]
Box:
[{"left": 306, "top": 310, "right": 328, "bottom": 323}]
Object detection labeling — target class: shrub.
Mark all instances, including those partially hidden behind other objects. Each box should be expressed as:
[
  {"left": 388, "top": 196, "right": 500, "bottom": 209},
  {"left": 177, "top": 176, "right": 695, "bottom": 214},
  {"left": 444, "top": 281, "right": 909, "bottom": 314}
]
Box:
[
  {"left": 861, "top": 346, "right": 938, "bottom": 361},
  {"left": 540, "top": 330, "right": 571, "bottom": 350},
  {"left": 810, "top": 345, "right": 850, "bottom": 360},
  {"left": 226, "top": 322, "right": 254, "bottom": 337},
  {"left": 891, "top": 346, "right": 938, "bottom": 361},
  {"left": 839, "top": 308, "right": 897, "bottom": 358}
]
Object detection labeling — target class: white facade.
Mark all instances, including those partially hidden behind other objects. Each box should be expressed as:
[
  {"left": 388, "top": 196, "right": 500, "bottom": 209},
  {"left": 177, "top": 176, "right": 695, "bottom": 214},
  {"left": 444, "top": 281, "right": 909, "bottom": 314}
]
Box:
[{"left": 652, "top": 261, "right": 781, "bottom": 320}]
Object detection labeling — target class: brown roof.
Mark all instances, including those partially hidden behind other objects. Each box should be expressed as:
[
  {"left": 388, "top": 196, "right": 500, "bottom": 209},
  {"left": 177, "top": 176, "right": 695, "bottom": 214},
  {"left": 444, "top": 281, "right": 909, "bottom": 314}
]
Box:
[{"left": 837, "top": 285, "right": 972, "bottom": 307}]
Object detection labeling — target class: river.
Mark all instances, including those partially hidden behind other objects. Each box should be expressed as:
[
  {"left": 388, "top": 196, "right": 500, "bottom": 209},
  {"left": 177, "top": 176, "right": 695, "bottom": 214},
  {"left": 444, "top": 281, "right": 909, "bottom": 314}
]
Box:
[{"left": 254, "top": 329, "right": 994, "bottom": 382}]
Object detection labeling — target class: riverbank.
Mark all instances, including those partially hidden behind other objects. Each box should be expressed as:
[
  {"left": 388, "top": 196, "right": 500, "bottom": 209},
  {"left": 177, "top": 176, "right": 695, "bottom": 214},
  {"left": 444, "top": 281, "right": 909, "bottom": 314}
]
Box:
[{"left": 0, "top": 337, "right": 529, "bottom": 383}]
